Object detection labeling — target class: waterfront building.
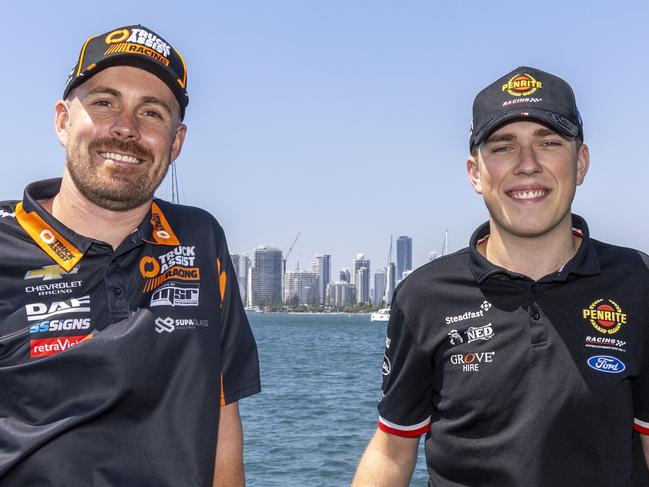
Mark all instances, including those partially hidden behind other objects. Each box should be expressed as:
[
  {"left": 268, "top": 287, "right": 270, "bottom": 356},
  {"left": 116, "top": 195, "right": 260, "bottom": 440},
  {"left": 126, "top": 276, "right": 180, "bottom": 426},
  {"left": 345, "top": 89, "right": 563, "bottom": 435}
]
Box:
[
  {"left": 396, "top": 236, "right": 412, "bottom": 281},
  {"left": 230, "top": 253, "right": 251, "bottom": 305},
  {"left": 326, "top": 281, "right": 356, "bottom": 308},
  {"left": 374, "top": 268, "right": 386, "bottom": 306},
  {"left": 385, "top": 262, "right": 396, "bottom": 305},
  {"left": 315, "top": 254, "right": 331, "bottom": 305},
  {"left": 339, "top": 268, "right": 351, "bottom": 283},
  {"left": 429, "top": 251, "right": 439, "bottom": 262},
  {"left": 356, "top": 266, "right": 370, "bottom": 304},
  {"left": 284, "top": 269, "right": 320, "bottom": 305},
  {"left": 352, "top": 254, "right": 370, "bottom": 288},
  {"left": 250, "top": 246, "right": 283, "bottom": 307}
]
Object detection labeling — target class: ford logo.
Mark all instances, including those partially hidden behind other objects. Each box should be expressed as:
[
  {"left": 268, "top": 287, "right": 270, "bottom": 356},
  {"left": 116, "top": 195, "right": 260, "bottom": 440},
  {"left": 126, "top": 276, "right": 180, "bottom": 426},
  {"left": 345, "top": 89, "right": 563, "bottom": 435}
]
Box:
[{"left": 587, "top": 355, "right": 625, "bottom": 374}]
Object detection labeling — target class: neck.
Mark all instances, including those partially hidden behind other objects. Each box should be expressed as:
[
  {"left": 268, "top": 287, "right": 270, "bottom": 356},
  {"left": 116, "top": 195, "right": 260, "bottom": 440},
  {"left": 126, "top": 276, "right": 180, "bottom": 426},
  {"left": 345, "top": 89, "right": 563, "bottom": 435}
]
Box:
[
  {"left": 40, "top": 171, "right": 150, "bottom": 250},
  {"left": 479, "top": 215, "right": 580, "bottom": 281}
]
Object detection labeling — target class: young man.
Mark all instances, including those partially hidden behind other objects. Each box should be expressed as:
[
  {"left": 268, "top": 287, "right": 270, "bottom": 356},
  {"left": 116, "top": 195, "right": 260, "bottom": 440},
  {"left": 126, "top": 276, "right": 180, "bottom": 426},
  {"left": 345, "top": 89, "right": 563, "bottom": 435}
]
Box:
[
  {"left": 353, "top": 67, "right": 649, "bottom": 486},
  {"left": 0, "top": 25, "right": 260, "bottom": 486}
]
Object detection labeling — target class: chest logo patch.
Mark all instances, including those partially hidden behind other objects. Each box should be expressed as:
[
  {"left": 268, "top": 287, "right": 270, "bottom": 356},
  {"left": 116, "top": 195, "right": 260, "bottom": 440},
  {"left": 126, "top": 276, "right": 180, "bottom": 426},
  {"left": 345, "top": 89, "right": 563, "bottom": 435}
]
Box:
[
  {"left": 582, "top": 299, "right": 627, "bottom": 335},
  {"left": 587, "top": 355, "right": 625, "bottom": 374}
]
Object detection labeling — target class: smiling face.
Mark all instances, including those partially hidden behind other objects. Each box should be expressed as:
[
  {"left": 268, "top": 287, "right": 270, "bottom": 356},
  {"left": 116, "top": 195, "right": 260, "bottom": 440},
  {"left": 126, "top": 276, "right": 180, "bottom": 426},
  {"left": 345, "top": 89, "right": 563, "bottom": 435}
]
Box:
[
  {"left": 55, "top": 65, "right": 186, "bottom": 211},
  {"left": 467, "top": 120, "right": 589, "bottom": 239}
]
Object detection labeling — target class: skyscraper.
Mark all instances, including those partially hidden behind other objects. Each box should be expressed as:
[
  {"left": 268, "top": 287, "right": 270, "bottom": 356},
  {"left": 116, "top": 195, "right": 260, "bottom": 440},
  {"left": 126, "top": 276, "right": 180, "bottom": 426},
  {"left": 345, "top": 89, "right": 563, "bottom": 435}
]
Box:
[
  {"left": 385, "top": 262, "right": 396, "bottom": 305},
  {"left": 250, "top": 246, "right": 283, "bottom": 307},
  {"left": 352, "top": 254, "right": 371, "bottom": 304},
  {"left": 284, "top": 269, "right": 319, "bottom": 305},
  {"left": 374, "top": 268, "right": 386, "bottom": 306},
  {"left": 230, "top": 253, "right": 251, "bottom": 305},
  {"left": 315, "top": 254, "right": 331, "bottom": 305},
  {"left": 326, "top": 281, "right": 356, "bottom": 308},
  {"left": 340, "top": 268, "right": 351, "bottom": 283},
  {"left": 396, "top": 236, "right": 412, "bottom": 281}
]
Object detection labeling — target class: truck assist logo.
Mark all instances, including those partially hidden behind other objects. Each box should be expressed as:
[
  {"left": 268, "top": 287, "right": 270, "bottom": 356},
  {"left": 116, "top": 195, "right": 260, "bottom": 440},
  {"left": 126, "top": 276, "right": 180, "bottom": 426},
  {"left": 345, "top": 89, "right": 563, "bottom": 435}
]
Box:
[{"left": 583, "top": 298, "right": 627, "bottom": 335}]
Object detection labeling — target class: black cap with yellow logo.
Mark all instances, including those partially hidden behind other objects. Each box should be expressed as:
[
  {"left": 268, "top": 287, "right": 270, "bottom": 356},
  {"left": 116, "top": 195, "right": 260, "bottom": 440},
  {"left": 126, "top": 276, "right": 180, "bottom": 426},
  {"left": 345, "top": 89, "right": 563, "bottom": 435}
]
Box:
[
  {"left": 63, "top": 25, "right": 188, "bottom": 119},
  {"left": 470, "top": 66, "right": 583, "bottom": 150}
]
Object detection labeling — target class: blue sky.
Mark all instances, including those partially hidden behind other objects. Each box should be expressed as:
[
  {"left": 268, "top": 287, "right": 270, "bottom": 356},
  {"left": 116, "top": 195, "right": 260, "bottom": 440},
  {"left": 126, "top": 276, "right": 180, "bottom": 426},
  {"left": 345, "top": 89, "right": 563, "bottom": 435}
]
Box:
[{"left": 3, "top": 2, "right": 648, "bottom": 276}]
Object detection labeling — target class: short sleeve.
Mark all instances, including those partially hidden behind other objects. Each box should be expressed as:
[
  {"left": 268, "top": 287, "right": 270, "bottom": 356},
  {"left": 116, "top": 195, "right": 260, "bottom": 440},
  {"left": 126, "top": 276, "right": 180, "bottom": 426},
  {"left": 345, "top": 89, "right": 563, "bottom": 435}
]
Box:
[
  {"left": 377, "top": 295, "right": 433, "bottom": 437},
  {"left": 217, "top": 237, "right": 261, "bottom": 406},
  {"left": 633, "top": 252, "right": 649, "bottom": 435}
]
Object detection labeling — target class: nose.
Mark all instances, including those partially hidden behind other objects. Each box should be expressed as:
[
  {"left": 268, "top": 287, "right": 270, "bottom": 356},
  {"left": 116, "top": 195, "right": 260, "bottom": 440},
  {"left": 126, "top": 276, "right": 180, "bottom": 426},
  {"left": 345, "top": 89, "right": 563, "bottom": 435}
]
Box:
[
  {"left": 513, "top": 143, "right": 542, "bottom": 175},
  {"left": 109, "top": 109, "right": 140, "bottom": 141}
]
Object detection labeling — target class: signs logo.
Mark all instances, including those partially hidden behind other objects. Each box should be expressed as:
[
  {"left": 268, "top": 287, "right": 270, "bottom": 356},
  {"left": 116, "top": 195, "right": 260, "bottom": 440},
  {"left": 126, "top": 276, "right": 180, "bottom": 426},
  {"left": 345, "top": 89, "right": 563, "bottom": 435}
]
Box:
[
  {"left": 151, "top": 283, "right": 200, "bottom": 307},
  {"left": 30, "top": 334, "right": 91, "bottom": 358},
  {"left": 25, "top": 265, "right": 79, "bottom": 281},
  {"left": 587, "top": 355, "right": 626, "bottom": 374},
  {"left": 29, "top": 318, "right": 90, "bottom": 334},
  {"left": 25, "top": 296, "right": 90, "bottom": 322},
  {"left": 502, "top": 73, "right": 543, "bottom": 97},
  {"left": 583, "top": 299, "right": 627, "bottom": 334}
]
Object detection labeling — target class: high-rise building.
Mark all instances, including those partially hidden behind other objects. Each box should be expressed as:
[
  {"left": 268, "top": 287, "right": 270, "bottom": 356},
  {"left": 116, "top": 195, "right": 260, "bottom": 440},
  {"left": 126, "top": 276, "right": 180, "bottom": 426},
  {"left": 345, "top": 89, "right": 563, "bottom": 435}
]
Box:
[
  {"left": 396, "top": 236, "right": 412, "bottom": 281},
  {"left": 374, "top": 268, "right": 386, "bottom": 306},
  {"left": 356, "top": 266, "right": 370, "bottom": 304},
  {"left": 385, "top": 262, "right": 396, "bottom": 305},
  {"left": 429, "top": 251, "right": 439, "bottom": 262},
  {"left": 326, "top": 281, "right": 356, "bottom": 308},
  {"left": 339, "top": 268, "right": 351, "bottom": 283},
  {"left": 352, "top": 254, "right": 370, "bottom": 286},
  {"left": 230, "top": 253, "right": 251, "bottom": 305},
  {"left": 284, "top": 269, "right": 319, "bottom": 305},
  {"left": 250, "top": 246, "right": 283, "bottom": 307},
  {"left": 315, "top": 254, "right": 331, "bottom": 305}
]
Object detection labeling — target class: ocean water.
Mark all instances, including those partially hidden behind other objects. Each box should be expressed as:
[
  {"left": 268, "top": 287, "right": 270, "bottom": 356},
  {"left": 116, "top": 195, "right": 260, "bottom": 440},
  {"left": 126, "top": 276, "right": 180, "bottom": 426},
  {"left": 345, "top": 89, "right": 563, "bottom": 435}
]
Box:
[{"left": 239, "top": 313, "right": 428, "bottom": 487}]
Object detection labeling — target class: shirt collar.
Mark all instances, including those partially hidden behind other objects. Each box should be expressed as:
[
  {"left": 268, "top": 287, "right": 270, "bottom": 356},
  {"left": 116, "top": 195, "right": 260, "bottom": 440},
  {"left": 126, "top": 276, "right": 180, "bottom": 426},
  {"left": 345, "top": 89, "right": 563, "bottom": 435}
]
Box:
[
  {"left": 469, "top": 214, "right": 601, "bottom": 284},
  {"left": 16, "top": 178, "right": 180, "bottom": 271}
]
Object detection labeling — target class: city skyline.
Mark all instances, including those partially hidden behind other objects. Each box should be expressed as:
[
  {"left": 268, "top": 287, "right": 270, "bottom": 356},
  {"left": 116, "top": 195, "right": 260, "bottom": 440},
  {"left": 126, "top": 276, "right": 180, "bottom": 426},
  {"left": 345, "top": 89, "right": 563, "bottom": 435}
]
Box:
[{"left": 2, "top": 3, "right": 647, "bottom": 271}]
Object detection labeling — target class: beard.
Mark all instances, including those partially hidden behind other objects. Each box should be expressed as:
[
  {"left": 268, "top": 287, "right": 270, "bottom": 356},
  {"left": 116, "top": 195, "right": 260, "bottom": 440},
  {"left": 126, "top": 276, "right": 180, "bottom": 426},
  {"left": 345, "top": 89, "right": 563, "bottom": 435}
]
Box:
[{"left": 66, "top": 137, "right": 172, "bottom": 212}]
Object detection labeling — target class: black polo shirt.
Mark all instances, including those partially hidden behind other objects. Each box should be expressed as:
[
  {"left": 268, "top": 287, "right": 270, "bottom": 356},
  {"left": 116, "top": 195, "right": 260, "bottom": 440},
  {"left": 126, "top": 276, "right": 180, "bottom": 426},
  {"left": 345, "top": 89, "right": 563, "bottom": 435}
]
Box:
[
  {"left": 0, "top": 178, "right": 260, "bottom": 486},
  {"left": 378, "top": 215, "right": 649, "bottom": 486}
]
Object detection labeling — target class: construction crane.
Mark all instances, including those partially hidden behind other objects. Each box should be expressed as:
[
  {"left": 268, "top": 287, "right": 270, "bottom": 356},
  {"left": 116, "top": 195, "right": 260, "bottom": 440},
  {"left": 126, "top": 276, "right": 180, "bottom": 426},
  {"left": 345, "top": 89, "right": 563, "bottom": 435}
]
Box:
[{"left": 282, "top": 232, "right": 301, "bottom": 297}]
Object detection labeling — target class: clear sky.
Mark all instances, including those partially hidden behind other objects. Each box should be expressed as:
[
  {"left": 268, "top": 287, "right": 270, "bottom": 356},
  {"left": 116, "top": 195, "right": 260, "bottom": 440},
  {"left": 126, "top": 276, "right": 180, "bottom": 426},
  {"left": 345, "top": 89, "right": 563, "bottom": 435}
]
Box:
[{"left": 3, "top": 1, "right": 648, "bottom": 276}]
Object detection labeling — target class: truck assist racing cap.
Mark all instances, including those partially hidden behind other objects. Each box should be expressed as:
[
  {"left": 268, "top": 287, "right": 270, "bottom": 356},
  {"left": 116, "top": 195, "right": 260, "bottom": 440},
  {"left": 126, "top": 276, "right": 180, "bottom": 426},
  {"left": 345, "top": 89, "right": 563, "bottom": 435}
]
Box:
[
  {"left": 63, "top": 25, "right": 189, "bottom": 119},
  {"left": 469, "top": 66, "right": 583, "bottom": 151}
]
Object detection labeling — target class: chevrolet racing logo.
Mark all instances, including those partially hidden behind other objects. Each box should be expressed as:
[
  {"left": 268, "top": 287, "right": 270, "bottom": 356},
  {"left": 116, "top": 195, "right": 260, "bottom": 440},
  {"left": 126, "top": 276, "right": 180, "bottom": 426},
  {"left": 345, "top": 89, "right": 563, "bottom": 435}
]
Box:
[{"left": 25, "top": 265, "right": 80, "bottom": 281}]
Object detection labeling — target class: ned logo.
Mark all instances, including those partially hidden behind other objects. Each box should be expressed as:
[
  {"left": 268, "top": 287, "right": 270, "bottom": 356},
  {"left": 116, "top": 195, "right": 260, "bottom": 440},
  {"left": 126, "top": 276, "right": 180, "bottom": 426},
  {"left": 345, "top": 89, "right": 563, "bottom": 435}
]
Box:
[{"left": 25, "top": 265, "right": 79, "bottom": 281}]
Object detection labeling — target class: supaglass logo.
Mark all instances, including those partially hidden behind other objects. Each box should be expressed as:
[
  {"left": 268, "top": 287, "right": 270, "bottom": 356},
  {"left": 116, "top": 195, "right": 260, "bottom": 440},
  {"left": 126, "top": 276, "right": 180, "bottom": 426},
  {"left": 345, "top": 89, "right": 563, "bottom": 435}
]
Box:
[{"left": 587, "top": 355, "right": 625, "bottom": 374}]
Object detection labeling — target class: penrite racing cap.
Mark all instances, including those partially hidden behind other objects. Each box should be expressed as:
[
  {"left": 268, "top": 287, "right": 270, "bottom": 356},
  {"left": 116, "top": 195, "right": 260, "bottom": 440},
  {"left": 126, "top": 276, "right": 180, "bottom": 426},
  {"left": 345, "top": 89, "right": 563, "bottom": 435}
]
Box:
[
  {"left": 469, "top": 66, "right": 583, "bottom": 150},
  {"left": 63, "top": 25, "right": 188, "bottom": 119}
]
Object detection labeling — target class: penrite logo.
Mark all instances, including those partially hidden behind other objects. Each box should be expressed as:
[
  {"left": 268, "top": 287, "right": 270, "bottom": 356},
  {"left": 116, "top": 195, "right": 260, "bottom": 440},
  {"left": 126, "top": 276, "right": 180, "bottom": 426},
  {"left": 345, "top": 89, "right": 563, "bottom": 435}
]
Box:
[
  {"left": 30, "top": 334, "right": 92, "bottom": 358},
  {"left": 25, "top": 296, "right": 90, "bottom": 322},
  {"left": 150, "top": 283, "right": 199, "bottom": 307},
  {"left": 502, "top": 73, "right": 543, "bottom": 97},
  {"left": 583, "top": 299, "right": 627, "bottom": 335},
  {"left": 25, "top": 264, "right": 79, "bottom": 281}
]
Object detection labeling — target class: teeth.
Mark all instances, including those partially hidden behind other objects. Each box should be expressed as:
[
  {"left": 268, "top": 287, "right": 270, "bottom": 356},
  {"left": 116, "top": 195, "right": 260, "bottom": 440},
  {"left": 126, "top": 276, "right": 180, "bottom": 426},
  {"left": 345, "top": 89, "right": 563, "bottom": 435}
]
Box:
[
  {"left": 510, "top": 189, "right": 547, "bottom": 200},
  {"left": 99, "top": 152, "right": 140, "bottom": 164}
]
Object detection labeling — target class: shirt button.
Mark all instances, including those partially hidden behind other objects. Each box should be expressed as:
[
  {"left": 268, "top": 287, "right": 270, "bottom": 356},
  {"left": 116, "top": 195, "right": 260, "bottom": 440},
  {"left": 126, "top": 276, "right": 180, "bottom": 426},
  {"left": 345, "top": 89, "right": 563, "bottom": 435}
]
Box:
[
  {"left": 112, "top": 287, "right": 123, "bottom": 296},
  {"left": 532, "top": 312, "right": 540, "bottom": 320}
]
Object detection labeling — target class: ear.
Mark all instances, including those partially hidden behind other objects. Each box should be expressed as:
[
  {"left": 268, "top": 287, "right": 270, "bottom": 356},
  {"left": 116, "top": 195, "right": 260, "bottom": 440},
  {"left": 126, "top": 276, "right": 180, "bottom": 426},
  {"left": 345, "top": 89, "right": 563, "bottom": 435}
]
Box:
[
  {"left": 467, "top": 154, "right": 483, "bottom": 194},
  {"left": 169, "top": 123, "right": 187, "bottom": 164},
  {"left": 54, "top": 100, "right": 70, "bottom": 147},
  {"left": 575, "top": 143, "right": 590, "bottom": 186}
]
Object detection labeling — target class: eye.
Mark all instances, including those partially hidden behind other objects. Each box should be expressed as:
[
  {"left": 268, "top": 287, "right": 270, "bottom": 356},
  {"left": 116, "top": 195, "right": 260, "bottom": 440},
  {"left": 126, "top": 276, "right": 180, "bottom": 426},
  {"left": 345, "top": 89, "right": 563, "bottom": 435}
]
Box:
[
  {"left": 93, "top": 99, "right": 112, "bottom": 108},
  {"left": 143, "top": 110, "right": 162, "bottom": 118},
  {"left": 541, "top": 139, "right": 563, "bottom": 147},
  {"left": 490, "top": 145, "right": 512, "bottom": 154}
]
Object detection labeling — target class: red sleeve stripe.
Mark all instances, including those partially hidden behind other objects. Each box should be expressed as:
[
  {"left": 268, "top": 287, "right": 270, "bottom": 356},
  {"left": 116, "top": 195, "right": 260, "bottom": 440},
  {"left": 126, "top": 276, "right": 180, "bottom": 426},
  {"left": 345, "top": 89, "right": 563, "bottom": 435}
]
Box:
[
  {"left": 634, "top": 418, "right": 649, "bottom": 435},
  {"left": 378, "top": 415, "right": 431, "bottom": 437}
]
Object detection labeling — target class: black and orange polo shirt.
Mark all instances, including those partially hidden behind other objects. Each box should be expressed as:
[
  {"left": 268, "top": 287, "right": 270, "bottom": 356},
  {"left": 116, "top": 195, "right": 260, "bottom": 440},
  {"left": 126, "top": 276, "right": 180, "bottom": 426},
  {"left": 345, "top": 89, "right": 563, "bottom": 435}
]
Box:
[
  {"left": 378, "top": 215, "right": 649, "bottom": 486},
  {"left": 0, "top": 178, "right": 260, "bottom": 486}
]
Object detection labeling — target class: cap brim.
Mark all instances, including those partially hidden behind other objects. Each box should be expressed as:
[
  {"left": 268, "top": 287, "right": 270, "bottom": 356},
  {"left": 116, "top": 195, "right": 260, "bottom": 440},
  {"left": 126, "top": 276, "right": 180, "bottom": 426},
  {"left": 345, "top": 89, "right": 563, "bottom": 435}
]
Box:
[{"left": 471, "top": 108, "right": 580, "bottom": 149}]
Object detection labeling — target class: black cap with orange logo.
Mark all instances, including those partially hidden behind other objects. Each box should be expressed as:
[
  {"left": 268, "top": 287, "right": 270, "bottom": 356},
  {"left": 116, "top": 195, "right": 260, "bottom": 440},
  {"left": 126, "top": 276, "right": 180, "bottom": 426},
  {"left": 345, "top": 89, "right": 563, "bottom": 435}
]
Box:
[
  {"left": 63, "top": 25, "right": 189, "bottom": 119},
  {"left": 470, "top": 66, "right": 583, "bottom": 150}
]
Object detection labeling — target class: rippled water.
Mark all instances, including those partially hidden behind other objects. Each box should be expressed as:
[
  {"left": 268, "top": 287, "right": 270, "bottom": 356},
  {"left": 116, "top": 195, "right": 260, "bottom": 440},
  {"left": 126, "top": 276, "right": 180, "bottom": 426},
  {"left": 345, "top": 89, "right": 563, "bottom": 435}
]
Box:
[{"left": 239, "top": 313, "right": 428, "bottom": 486}]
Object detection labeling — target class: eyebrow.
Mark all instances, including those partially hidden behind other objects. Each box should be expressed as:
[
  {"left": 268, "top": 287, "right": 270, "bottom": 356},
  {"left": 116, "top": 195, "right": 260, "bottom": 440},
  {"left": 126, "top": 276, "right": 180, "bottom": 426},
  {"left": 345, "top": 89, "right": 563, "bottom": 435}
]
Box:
[
  {"left": 83, "top": 87, "right": 172, "bottom": 115},
  {"left": 485, "top": 127, "right": 559, "bottom": 144}
]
